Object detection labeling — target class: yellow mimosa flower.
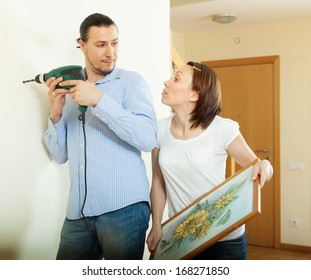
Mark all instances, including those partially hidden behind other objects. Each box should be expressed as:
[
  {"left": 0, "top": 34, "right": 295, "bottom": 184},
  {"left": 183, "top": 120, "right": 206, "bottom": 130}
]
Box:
[
  {"left": 173, "top": 209, "right": 209, "bottom": 240},
  {"left": 214, "top": 192, "right": 235, "bottom": 209}
]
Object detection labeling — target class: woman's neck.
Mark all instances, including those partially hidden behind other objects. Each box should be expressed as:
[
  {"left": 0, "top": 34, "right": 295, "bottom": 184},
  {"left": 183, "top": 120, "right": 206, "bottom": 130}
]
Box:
[{"left": 171, "top": 113, "right": 204, "bottom": 140}]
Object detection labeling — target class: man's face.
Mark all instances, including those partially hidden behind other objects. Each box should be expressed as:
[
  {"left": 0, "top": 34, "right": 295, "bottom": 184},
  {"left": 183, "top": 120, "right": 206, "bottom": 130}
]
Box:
[{"left": 80, "top": 25, "right": 119, "bottom": 76}]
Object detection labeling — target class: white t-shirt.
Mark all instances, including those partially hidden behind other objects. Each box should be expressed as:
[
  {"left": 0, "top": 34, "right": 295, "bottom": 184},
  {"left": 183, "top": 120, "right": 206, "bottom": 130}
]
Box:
[{"left": 157, "top": 115, "right": 244, "bottom": 241}]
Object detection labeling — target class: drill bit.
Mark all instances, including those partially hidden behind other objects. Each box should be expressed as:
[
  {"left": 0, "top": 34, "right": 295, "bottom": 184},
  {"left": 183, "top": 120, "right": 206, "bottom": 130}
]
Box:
[{"left": 22, "top": 79, "right": 36, "bottom": 84}]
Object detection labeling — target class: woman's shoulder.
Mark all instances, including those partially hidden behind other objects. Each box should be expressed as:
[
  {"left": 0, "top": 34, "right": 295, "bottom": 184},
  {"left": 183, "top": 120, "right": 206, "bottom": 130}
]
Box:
[
  {"left": 158, "top": 115, "right": 173, "bottom": 128},
  {"left": 157, "top": 116, "right": 173, "bottom": 146},
  {"left": 212, "top": 115, "right": 239, "bottom": 129},
  {"left": 212, "top": 116, "right": 240, "bottom": 147}
]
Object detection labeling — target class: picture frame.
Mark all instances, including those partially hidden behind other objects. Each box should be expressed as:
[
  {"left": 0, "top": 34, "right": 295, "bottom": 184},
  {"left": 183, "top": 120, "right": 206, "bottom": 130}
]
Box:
[{"left": 149, "top": 159, "right": 261, "bottom": 260}]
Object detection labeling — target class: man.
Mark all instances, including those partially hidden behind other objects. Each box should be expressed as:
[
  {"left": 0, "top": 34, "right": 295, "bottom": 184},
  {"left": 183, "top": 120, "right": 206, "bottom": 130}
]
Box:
[{"left": 44, "top": 13, "right": 157, "bottom": 260}]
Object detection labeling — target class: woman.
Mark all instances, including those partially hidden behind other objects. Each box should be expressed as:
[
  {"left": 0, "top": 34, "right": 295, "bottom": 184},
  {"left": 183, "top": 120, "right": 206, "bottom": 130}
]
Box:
[{"left": 146, "top": 61, "right": 273, "bottom": 260}]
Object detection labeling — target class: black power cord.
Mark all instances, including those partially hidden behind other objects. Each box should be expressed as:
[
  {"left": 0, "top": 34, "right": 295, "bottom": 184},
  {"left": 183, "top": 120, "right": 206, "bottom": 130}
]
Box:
[{"left": 78, "top": 111, "right": 95, "bottom": 231}]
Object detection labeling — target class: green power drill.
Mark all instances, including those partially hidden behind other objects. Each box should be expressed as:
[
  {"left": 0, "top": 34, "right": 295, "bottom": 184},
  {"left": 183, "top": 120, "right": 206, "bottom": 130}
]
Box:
[{"left": 23, "top": 65, "right": 87, "bottom": 113}]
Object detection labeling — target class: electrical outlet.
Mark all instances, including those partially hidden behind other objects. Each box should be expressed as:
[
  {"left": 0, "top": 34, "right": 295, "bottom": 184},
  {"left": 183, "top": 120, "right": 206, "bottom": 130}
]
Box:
[{"left": 289, "top": 218, "right": 300, "bottom": 227}]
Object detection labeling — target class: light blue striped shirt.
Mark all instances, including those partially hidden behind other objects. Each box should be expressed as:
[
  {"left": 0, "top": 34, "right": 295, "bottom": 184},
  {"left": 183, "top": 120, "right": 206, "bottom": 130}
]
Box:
[{"left": 44, "top": 67, "right": 157, "bottom": 219}]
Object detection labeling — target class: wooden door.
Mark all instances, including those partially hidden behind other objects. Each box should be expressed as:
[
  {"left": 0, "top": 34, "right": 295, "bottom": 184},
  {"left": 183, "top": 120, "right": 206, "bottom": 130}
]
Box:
[{"left": 203, "top": 56, "right": 280, "bottom": 248}]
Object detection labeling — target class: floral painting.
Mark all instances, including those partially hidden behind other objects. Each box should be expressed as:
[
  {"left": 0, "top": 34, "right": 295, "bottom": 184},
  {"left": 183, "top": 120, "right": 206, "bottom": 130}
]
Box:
[{"left": 150, "top": 160, "right": 260, "bottom": 260}]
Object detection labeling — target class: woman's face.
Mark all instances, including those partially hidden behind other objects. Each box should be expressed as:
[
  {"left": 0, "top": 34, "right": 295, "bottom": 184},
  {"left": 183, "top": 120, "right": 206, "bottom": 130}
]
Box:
[{"left": 161, "top": 65, "right": 198, "bottom": 108}]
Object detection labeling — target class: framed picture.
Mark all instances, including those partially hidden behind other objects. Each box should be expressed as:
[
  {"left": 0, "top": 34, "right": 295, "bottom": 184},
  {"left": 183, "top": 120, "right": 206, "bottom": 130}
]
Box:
[{"left": 150, "top": 159, "right": 261, "bottom": 260}]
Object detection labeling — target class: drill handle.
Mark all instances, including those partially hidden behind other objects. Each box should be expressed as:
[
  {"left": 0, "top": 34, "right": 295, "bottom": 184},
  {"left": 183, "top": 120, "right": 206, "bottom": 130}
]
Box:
[{"left": 79, "top": 105, "right": 87, "bottom": 113}]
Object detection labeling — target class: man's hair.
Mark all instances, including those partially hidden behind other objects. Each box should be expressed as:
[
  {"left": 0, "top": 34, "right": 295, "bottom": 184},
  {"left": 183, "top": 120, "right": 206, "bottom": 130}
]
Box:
[{"left": 76, "top": 13, "right": 118, "bottom": 44}]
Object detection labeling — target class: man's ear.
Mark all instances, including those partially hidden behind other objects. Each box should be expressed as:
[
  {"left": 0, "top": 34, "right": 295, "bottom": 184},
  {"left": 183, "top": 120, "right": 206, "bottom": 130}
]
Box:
[{"left": 79, "top": 39, "right": 86, "bottom": 52}]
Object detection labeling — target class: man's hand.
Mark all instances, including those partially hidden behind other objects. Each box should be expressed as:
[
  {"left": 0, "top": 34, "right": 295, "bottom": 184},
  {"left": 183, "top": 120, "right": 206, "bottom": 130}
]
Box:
[
  {"left": 59, "top": 80, "right": 103, "bottom": 107},
  {"left": 46, "top": 77, "right": 69, "bottom": 123}
]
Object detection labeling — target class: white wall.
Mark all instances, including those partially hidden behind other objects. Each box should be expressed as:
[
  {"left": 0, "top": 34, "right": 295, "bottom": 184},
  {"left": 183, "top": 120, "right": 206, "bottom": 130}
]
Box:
[
  {"left": 0, "top": 0, "right": 170, "bottom": 259},
  {"left": 173, "top": 18, "right": 311, "bottom": 247}
]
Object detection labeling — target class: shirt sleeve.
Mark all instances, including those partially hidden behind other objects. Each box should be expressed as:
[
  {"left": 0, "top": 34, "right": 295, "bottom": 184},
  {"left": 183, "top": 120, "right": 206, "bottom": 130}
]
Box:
[
  {"left": 91, "top": 72, "right": 158, "bottom": 152},
  {"left": 43, "top": 116, "right": 68, "bottom": 164},
  {"left": 220, "top": 118, "right": 240, "bottom": 149},
  {"left": 156, "top": 117, "right": 171, "bottom": 149}
]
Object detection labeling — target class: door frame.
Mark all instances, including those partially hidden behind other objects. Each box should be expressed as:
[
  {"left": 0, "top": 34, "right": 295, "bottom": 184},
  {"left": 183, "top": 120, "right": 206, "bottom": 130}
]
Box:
[{"left": 202, "top": 55, "right": 281, "bottom": 248}]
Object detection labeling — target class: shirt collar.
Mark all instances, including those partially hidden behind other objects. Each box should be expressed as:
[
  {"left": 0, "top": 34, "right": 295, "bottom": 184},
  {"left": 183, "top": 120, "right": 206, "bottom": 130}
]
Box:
[{"left": 95, "top": 67, "right": 121, "bottom": 85}]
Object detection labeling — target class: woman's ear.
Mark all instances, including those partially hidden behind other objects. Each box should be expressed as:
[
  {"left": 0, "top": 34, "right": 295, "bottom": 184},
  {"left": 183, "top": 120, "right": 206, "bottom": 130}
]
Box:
[{"left": 190, "top": 90, "right": 199, "bottom": 102}]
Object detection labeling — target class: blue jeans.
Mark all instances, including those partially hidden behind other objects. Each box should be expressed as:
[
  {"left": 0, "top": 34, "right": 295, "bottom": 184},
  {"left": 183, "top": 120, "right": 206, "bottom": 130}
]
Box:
[
  {"left": 56, "top": 202, "right": 150, "bottom": 260},
  {"left": 192, "top": 231, "right": 247, "bottom": 260}
]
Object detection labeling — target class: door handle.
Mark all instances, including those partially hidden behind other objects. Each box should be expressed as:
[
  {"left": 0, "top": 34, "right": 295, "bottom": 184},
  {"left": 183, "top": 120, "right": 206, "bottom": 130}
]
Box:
[{"left": 255, "top": 147, "right": 271, "bottom": 153}]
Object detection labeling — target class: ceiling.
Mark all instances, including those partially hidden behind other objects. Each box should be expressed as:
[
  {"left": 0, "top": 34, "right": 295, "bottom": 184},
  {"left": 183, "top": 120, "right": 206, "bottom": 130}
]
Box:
[{"left": 170, "top": 0, "right": 311, "bottom": 33}]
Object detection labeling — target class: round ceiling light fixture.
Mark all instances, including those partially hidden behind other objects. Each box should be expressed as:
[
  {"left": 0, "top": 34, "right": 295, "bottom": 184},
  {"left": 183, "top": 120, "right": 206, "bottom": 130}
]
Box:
[{"left": 212, "top": 13, "right": 237, "bottom": 24}]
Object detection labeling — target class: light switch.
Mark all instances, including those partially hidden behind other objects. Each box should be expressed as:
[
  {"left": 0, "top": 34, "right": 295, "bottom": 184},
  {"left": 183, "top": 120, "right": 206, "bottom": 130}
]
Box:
[{"left": 288, "top": 162, "right": 304, "bottom": 170}]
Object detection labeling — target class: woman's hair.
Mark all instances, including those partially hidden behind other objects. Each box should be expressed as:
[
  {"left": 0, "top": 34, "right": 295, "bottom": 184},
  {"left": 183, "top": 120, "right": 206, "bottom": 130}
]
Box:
[
  {"left": 187, "top": 61, "right": 222, "bottom": 129},
  {"left": 76, "top": 13, "right": 118, "bottom": 44}
]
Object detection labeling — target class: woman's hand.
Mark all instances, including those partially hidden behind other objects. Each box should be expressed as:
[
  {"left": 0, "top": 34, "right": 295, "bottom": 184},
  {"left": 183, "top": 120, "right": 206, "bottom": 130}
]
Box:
[
  {"left": 146, "top": 226, "right": 163, "bottom": 253},
  {"left": 252, "top": 159, "right": 274, "bottom": 187}
]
